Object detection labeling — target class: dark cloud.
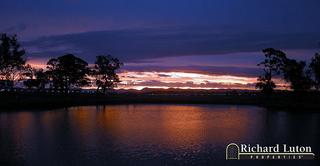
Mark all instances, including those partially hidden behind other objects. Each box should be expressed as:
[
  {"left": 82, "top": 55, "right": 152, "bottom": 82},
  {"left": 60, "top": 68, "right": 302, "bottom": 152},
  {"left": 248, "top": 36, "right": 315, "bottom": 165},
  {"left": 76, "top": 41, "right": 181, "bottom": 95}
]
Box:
[
  {"left": 158, "top": 74, "right": 171, "bottom": 77},
  {"left": 23, "top": 26, "right": 320, "bottom": 63}
]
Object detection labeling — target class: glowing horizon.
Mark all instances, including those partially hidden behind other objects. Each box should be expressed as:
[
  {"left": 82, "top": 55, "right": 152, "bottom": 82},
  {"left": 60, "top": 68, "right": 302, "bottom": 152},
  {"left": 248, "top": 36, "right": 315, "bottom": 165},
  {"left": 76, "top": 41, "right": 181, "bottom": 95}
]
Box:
[
  {"left": 117, "top": 71, "right": 288, "bottom": 90},
  {"left": 27, "top": 60, "right": 288, "bottom": 90},
  {"left": 118, "top": 71, "right": 255, "bottom": 90}
]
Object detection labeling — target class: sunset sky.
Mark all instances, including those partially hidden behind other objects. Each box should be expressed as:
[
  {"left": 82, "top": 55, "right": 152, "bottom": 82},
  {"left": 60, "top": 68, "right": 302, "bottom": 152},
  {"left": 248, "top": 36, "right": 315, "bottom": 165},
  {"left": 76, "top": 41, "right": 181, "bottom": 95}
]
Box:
[{"left": 1, "top": 0, "right": 320, "bottom": 89}]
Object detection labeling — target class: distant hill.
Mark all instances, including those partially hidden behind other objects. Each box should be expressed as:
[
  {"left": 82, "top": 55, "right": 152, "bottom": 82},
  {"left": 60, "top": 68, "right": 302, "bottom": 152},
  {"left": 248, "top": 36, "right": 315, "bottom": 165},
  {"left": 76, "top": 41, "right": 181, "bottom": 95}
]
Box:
[{"left": 115, "top": 88, "right": 257, "bottom": 95}]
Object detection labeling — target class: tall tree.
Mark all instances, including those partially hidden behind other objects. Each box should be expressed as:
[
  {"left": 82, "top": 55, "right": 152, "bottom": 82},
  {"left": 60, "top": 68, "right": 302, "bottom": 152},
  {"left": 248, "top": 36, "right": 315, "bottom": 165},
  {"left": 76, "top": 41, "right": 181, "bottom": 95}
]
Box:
[
  {"left": 282, "top": 59, "right": 311, "bottom": 92},
  {"left": 256, "top": 48, "right": 287, "bottom": 94},
  {"left": 310, "top": 52, "right": 320, "bottom": 90},
  {"left": 46, "top": 54, "right": 89, "bottom": 93},
  {"left": 91, "top": 55, "right": 122, "bottom": 94},
  {"left": 0, "top": 33, "right": 26, "bottom": 85}
]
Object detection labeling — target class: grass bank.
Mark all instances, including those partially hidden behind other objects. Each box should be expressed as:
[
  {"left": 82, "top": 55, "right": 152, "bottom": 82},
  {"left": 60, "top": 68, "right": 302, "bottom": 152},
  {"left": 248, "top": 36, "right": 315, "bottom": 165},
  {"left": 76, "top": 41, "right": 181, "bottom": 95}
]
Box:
[{"left": 1, "top": 91, "right": 320, "bottom": 111}]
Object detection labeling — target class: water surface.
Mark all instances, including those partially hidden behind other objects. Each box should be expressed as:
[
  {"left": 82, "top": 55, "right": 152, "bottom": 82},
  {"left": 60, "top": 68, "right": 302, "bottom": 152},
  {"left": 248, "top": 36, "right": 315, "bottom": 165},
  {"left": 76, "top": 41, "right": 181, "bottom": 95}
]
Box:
[{"left": 0, "top": 104, "right": 319, "bottom": 165}]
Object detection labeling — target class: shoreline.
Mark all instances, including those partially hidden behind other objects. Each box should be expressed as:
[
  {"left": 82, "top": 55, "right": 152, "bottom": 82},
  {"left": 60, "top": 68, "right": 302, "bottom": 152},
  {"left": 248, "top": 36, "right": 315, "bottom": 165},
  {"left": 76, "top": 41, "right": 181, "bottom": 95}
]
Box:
[{"left": 1, "top": 92, "right": 320, "bottom": 112}]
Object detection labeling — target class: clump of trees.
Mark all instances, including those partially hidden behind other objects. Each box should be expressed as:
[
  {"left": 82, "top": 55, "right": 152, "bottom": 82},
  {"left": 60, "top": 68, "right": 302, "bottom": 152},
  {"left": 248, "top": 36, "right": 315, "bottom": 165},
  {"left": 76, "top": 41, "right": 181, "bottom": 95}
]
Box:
[
  {"left": 256, "top": 48, "right": 320, "bottom": 93},
  {"left": 23, "top": 64, "right": 48, "bottom": 89},
  {"left": 46, "top": 54, "right": 90, "bottom": 93},
  {"left": 0, "top": 33, "right": 122, "bottom": 94}
]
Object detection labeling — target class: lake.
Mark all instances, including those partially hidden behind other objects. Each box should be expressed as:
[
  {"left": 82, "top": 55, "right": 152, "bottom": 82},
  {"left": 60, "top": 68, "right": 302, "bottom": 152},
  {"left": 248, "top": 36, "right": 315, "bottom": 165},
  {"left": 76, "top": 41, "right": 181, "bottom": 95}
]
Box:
[{"left": 0, "top": 104, "right": 319, "bottom": 165}]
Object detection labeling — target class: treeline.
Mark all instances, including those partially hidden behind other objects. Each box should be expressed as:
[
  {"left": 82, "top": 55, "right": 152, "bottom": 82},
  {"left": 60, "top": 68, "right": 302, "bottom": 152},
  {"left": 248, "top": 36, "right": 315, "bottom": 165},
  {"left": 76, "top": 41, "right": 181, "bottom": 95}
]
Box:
[
  {"left": 256, "top": 48, "right": 320, "bottom": 93},
  {"left": 0, "top": 33, "right": 122, "bottom": 94},
  {"left": 1, "top": 33, "right": 320, "bottom": 95}
]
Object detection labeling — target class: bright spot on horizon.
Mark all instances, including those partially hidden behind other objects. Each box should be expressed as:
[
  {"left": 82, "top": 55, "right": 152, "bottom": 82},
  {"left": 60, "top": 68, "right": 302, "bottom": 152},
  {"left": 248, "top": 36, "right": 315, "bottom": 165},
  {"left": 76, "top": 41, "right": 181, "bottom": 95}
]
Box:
[{"left": 118, "top": 71, "right": 260, "bottom": 90}]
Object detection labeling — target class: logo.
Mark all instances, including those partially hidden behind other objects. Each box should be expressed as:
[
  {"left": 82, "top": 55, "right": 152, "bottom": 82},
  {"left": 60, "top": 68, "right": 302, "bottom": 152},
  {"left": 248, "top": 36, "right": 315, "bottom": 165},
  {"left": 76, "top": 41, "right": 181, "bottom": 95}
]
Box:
[{"left": 226, "top": 143, "right": 315, "bottom": 160}]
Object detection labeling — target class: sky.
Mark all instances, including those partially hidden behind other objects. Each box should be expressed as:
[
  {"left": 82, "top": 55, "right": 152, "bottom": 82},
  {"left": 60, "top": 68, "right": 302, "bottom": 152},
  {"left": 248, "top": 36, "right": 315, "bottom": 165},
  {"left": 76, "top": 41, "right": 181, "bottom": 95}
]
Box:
[{"left": 1, "top": 0, "right": 320, "bottom": 89}]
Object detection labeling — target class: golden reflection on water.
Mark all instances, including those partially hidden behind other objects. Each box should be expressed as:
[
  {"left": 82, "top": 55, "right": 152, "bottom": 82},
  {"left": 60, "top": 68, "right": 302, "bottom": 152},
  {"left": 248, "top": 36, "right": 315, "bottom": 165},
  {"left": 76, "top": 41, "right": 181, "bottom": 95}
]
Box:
[
  {"left": 1, "top": 104, "right": 265, "bottom": 154},
  {"left": 66, "top": 104, "right": 265, "bottom": 149},
  {"left": 2, "top": 104, "right": 320, "bottom": 165}
]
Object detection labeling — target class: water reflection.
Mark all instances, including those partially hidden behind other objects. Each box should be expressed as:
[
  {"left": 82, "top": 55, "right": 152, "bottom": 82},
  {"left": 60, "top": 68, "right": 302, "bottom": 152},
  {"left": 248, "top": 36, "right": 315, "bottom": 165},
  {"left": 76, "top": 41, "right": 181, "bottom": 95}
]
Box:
[{"left": 0, "top": 104, "right": 319, "bottom": 165}]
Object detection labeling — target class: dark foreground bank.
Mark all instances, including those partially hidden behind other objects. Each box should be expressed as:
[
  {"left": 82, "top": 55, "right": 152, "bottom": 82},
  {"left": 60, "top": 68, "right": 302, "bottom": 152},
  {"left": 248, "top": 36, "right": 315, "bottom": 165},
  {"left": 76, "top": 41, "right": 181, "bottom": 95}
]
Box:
[{"left": 1, "top": 91, "right": 320, "bottom": 111}]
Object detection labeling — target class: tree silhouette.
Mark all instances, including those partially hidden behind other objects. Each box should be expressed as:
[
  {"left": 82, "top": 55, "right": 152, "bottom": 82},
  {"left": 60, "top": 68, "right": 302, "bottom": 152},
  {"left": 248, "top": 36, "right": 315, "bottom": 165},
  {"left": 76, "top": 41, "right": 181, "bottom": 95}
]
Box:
[
  {"left": 256, "top": 48, "right": 287, "bottom": 94},
  {"left": 46, "top": 54, "right": 89, "bottom": 93},
  {"left": 0, "top": 33, "right": 26, "bottom": 86},
  {"left": 91, "top": 55, "right": 122, "bottom": 94},
  {"left": 23, "top": 64, "right": 48, "bottom": 89},
  {"left": 282, "top": 59, "right": 311, "bottom": 92},
  {"left": 310, "top": 53, "right": 320, "bottom": 90},
  {"left": 256, "top": 73, "right": 276, "bottom": 94}
]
